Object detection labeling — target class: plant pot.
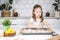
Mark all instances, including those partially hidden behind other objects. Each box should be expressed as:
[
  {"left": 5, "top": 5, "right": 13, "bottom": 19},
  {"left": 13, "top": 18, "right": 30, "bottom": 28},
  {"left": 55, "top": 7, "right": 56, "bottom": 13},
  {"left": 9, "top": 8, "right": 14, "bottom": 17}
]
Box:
[
  {"left": 1, "top": 10, "right": 11, "bottom": 17},
  {"left": 3, "top": 25, "right": 10, "bottom": 31},
  {"left": 55, "top": 11, "right": 60, "bottom": 17},
  {"left": 4, "top": 31, "right": 16, "bottom": 37},
  {"left": 4, "top": 27, "right": 16, "bottom": 37}
]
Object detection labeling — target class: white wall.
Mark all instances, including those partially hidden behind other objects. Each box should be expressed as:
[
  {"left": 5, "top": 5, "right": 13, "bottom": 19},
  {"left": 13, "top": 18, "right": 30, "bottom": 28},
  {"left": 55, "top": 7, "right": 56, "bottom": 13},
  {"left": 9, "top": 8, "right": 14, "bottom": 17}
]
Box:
[
  {"left": 0, "top": 0, "right": 9, "bottom": 4},
  {"left": 12, "top": 0, "right": 55, "bottom": 17}
]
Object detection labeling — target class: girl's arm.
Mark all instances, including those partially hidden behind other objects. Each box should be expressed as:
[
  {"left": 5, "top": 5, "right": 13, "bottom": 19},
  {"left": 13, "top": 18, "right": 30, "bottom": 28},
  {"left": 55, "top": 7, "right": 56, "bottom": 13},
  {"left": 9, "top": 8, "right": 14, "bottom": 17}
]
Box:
[
  {"left": 43, "top": 21, "right": 51, "bottom": 29},
  {"left": 28, "top": 22, "right": 40, "bottom": 29}
]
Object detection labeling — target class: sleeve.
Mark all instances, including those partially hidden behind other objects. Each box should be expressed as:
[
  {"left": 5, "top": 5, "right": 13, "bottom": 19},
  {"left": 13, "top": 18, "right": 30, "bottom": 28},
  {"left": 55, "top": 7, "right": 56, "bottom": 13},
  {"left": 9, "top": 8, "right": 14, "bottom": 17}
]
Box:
[{"left": 29, "top": 18, "right": 34, "bottom": 23}]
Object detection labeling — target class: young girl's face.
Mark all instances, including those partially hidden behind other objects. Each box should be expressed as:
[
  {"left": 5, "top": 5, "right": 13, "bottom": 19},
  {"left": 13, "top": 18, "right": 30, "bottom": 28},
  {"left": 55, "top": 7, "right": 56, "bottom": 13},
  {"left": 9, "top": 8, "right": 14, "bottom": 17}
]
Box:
[{"left": 34, "top": 8, "right": 42, "bottom": 18}]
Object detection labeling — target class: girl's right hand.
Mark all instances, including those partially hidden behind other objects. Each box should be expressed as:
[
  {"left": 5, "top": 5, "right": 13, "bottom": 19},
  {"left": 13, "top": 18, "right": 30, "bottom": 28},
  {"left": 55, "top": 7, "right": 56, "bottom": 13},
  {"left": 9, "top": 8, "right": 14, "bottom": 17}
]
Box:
[{"left": 34, "top": 25, "right": 41, "bottom": 29}]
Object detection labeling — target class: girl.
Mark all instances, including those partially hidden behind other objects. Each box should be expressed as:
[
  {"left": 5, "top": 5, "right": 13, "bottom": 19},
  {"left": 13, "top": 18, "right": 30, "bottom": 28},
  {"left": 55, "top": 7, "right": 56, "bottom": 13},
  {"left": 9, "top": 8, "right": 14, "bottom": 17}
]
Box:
[{"left": 28, "top": 4, "right": 51, "bottom": 29}]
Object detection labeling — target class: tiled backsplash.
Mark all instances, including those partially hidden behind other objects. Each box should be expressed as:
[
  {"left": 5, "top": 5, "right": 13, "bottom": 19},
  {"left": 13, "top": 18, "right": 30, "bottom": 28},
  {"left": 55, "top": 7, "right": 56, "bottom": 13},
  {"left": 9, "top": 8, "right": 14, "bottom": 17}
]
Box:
[{"left": 12, "top": 0, "right": 55, "bottom": 17}]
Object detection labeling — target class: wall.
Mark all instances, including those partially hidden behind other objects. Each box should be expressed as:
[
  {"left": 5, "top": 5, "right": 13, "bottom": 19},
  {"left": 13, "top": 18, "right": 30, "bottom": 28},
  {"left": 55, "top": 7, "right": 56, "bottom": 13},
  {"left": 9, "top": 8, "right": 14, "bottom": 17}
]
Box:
[{"left": 12, "top": 0, "right": 55, "bottom": 17}]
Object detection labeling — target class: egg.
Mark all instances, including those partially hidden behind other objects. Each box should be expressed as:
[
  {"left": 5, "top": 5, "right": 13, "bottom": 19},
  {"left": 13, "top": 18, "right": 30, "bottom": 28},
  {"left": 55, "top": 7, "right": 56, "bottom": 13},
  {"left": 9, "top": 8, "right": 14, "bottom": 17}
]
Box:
[
  {"left": 27, "top": 29, "right": 32, "bottom": 33},
  {"left": 23, "top": 29, "right": 27, "bottom": 33},
  {"left": 31, "top": 30, "right": 36, "bottom": 33},
  {"left": 46, "top": 30, "right": 52, "bottom": 33},
  {"left": 36, "top": 30, "right": 40, "bottom": 33}
]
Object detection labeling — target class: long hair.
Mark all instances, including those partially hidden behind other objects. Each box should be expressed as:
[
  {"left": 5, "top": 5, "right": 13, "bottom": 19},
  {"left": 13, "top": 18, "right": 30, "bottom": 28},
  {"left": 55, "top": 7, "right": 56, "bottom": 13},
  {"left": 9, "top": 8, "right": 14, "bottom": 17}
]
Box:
[{"left": 32, "top": 4, "right": 44, "bottom": 22}]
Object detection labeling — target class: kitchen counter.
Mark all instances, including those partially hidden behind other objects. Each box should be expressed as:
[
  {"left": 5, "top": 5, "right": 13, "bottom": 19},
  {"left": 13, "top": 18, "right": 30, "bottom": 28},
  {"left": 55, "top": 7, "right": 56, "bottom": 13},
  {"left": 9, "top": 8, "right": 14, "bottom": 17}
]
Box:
[
  {"left": 0, "top": 28, "right": 55, "bottom": 40},
  {"left": 0, "top": 25, "right": 60, "bottom": 40},
  {"left": 0, "top": 34, "right": 52, "bottom": 40},
  {"left": 0, "top": 28, "right": 59, "bottom": 40}
]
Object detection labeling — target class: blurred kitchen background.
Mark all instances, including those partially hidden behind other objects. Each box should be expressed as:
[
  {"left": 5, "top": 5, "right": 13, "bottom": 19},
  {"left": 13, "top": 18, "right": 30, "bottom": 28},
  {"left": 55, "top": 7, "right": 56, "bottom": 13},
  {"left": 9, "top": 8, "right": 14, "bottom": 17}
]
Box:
[{"left": 0, "top": 0, "right": 60, "bottom": 34}]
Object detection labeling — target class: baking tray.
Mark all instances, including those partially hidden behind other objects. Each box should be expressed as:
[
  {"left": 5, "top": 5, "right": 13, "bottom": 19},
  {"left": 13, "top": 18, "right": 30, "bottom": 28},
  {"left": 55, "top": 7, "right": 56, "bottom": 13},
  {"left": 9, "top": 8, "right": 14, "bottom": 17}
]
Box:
[
  {"left": 21, "top": 32, "right": 53, "bottom": 35},
  {"left": 22, "top": 28, "right": 50, "bottom": 30},
  {"left": 20, "top": 28, "right": 53, "bottom": 35}
]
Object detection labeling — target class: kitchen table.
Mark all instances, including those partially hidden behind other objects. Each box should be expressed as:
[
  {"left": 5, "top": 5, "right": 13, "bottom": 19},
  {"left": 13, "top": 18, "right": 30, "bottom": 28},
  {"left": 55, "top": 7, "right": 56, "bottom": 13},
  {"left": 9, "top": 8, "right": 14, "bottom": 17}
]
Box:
[{"left": 0, "top": 33, "right": 52, "bottom": 40}]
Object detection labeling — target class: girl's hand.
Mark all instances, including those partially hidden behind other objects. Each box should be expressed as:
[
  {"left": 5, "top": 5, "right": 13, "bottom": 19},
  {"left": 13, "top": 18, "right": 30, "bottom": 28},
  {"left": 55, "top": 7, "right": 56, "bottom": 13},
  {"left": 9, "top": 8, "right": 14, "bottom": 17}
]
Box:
[
  {"left": 43, "top": 21, "right": 51, "bottom": 30},
  {"left": 34, "top": 25, "right": 41, "bottom": 29}
]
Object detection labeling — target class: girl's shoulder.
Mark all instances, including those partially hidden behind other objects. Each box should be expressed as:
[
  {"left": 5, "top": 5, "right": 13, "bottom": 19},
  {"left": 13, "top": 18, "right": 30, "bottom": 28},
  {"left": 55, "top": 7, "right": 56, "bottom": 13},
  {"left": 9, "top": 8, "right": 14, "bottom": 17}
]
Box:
[
  {"left": 30, "top": 17, "right": 34, "bottom": 20},
  {"left": 29, "top": 17, "right": 34, "bottom": 22}
]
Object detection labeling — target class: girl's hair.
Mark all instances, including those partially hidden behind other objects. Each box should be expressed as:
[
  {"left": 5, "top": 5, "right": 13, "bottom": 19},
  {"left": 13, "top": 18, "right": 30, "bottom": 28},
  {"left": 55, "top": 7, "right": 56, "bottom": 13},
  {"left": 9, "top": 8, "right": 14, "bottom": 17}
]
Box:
[{"left": 32, "top": 4, "right": 44, "bottom": 22}]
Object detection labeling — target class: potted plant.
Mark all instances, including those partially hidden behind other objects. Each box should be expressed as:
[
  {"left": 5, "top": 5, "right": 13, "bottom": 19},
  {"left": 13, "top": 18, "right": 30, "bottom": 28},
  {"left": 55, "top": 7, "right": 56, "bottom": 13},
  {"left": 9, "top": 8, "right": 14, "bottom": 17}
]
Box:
[
  {"left": 0, "top": 0, "right": 13, "bottom": 10},
  {"left": 2, "top": 18, "right": 11, "bottom": 31},
  {"left": 52, "top": 0, "right": 60, "bottom": 17},
  {"left": 2, "top": 18, "right": 16, "bottom": 36},
  {"left": 0, "top": 0, "right": 13, "bottom": 17}
]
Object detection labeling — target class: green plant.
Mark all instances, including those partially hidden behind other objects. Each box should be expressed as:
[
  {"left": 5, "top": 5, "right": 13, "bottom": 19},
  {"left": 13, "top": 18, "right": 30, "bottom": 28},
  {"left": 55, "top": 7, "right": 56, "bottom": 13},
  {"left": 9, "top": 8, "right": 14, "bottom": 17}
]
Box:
[
  {"left": 52, "top": 0, "right": 60, "bottom": 11},
  {"left": 8, "top": 0, "right": 13, "bottom": 10},
  {"left": 2, "top": 18, "right": 11, "bottom": 26},
  {"left": 9, "top": 0, "right": 13, "bottom": 4},
  {"left": 0, "top": 4, "right": 6, "bottom": 10},
  {"left": 0, "top": 0, "right": 13, "bottom": 10}
]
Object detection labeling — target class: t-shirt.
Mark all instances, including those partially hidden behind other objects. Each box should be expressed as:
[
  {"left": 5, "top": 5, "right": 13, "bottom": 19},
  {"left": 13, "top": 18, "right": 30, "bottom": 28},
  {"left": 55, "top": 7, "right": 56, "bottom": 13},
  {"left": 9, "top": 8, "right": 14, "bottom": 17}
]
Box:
[
  {"left": 29, "top": 18, "right": 44, "bottom": 28},
  {"left": 29, "top": 18, "right": 48, "bottom": 28}
]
